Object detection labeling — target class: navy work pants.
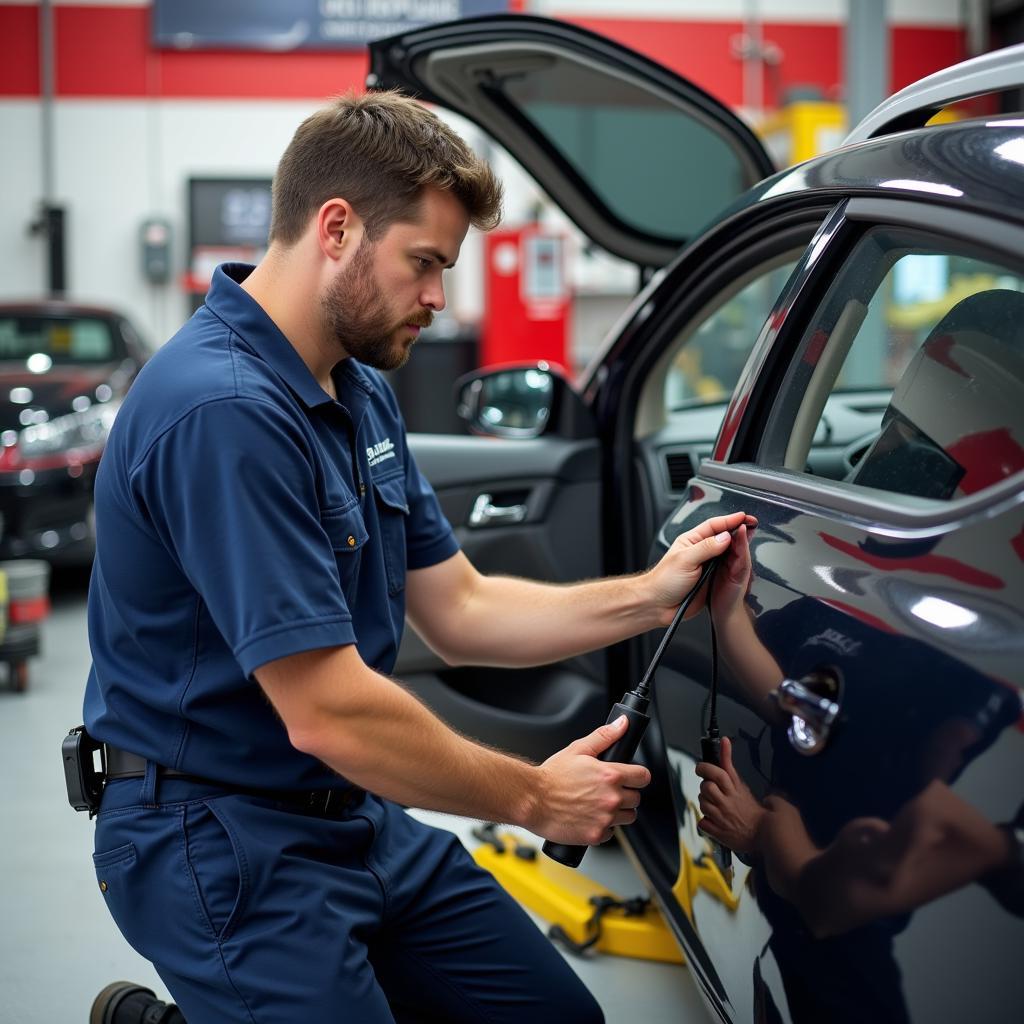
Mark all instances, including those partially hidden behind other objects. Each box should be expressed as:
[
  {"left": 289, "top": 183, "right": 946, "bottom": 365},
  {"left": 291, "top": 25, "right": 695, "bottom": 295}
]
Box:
[{"left": 93, "top": 777, "right": 603, "bottom": 1023}]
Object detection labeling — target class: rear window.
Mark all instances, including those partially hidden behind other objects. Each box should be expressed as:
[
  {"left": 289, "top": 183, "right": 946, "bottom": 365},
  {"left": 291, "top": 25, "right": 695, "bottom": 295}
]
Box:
[{"left": 0, "top": 316, "right": 117, "bottom": 365}]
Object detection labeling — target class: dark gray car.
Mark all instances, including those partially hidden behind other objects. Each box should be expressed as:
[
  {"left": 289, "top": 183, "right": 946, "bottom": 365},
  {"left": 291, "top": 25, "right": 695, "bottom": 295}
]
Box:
[{"left": 372, "top": 18, "right": 1024, "bottom": 1023}]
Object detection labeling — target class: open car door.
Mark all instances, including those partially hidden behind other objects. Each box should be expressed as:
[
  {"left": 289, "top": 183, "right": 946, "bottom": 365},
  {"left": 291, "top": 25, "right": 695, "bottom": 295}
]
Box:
[{"left": 368, "top": 14, "right": 774, "bottom": 269}]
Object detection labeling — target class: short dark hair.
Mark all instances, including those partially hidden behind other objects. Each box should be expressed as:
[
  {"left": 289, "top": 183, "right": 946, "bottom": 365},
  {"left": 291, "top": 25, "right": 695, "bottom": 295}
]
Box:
[{"left": 269, "top": 90, "right": 503, "bottom": 245}]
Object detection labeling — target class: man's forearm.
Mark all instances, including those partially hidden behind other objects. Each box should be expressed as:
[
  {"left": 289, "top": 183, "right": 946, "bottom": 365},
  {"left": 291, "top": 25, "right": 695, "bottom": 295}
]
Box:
[
  {"left": 256, "top": 644, "right": 649, "bottom": 846},
  {"left": 438, "top": 572, "right": 661, "bottom": 668},
  {"left": 408, "top": 515, "right": 748, "bottom": 668},
  {"left": 284, "top": 653, "right": 540, "bottom": 823},
  {"left": 758, "top": 798, "right": 820, "bottom": 905}
]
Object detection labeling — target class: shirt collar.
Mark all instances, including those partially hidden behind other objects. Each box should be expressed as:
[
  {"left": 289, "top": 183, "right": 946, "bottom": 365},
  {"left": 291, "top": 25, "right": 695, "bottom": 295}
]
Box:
[{"left": 205, "top": 263, "right": 375, "bottom": 410}]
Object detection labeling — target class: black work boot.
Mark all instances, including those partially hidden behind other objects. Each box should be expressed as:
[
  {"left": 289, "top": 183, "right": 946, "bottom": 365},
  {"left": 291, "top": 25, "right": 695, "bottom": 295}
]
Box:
[{"left": 90, "top": 982, "right": 186, "bottom": 1024}]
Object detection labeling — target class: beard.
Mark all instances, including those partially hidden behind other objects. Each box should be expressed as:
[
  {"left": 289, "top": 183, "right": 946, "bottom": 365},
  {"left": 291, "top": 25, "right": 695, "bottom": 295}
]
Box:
[{"left": 320, "top": 239, "right": 432, "bottom": 372}]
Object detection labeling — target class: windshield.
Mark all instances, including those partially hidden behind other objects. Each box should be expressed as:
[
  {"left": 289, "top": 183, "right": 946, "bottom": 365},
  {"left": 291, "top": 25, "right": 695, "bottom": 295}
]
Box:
[
  {"left": 0, "top": 315, "right": 118, "bottom": 366},
  {"left": 668, "top": 259, "right": 797, "bottom": 410},
  {"left": 667, "top": 250, "right": 1024, "bottom": 412}
]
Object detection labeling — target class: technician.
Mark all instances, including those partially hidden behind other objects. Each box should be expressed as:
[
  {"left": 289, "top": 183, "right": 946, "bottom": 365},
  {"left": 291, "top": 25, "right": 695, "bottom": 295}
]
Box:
[{"left": 83, "top": 90, "right": 746, "bottom": 1023}]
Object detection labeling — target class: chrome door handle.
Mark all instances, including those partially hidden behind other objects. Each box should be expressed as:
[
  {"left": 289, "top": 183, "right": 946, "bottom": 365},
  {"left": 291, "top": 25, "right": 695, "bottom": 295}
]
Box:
[
  {"left": 770, "top": 673, "right": 841, "bottom": 756},
  {"left": 468, "top": 493, "right": 528, "bottom": 528}
]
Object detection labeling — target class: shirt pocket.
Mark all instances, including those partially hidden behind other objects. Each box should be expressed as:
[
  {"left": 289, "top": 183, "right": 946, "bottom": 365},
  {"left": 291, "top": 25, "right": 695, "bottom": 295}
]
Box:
[
  {"left": 372, "top": 473, "right": 409, "bottom": 597},
  {"left": 320, "top": 500, "right": 369, "bottom": 607}
]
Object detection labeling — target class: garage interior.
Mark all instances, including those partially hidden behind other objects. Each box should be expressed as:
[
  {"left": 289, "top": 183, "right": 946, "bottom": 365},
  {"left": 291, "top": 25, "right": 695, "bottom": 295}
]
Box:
[{"left": 2, "top": 3, "right": 1023, "bottom": 1023}]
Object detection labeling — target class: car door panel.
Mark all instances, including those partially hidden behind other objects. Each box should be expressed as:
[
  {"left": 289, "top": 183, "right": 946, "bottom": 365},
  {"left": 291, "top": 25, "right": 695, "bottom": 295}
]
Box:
[
  {"left": 657, "top": 477, "right": 1024, "bottom": 1024},
  {"left": 623, "top": 196, "right": 1024, "bottom": 1021},
  {"left": 399, "top": 433, "right": 607, "bottom": 763}
]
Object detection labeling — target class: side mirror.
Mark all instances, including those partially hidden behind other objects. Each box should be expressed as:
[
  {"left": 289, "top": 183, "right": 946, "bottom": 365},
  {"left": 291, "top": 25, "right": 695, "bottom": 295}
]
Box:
[{"left": 455, "top": 362, "right": 594, "bottom": 440}]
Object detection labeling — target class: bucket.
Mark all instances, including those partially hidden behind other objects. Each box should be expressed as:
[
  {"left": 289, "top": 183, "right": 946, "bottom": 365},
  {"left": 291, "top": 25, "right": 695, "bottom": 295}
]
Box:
[{"left": 0, "top": 560, "right": 51, "bottom": 625}]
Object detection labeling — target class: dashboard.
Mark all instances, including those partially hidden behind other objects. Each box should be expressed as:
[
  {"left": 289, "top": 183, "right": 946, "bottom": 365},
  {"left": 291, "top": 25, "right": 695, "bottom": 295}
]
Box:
[{"left": 637, "top": 390, "right": 891, "bottom": 530}]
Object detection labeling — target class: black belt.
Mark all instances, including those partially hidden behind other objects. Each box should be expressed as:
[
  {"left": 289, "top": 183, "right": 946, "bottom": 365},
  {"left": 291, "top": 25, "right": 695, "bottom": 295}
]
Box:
[{"left": 103, "top": 745, "right": 365, "bottom": 818}]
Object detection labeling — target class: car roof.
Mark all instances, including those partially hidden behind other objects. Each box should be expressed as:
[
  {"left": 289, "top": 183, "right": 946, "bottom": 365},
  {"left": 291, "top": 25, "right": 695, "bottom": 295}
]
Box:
[{"left": 734, "top": 114, "right": 1024, "bottom": 227}]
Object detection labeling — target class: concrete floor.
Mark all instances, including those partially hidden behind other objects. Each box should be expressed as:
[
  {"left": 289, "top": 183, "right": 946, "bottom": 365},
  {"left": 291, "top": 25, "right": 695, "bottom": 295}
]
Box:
[{"left": 0, "top": 570, "right": 710, "bottom": 1024}]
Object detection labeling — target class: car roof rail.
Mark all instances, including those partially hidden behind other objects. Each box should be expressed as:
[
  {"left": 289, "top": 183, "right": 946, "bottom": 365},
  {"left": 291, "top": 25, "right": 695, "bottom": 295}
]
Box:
[{"left": 844, "top": 42, "right": 1024, "bottom": 146}]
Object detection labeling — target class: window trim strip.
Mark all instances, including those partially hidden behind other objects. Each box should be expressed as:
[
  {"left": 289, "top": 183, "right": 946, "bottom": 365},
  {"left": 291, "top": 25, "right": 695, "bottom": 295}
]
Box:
[
  {"left": 698, "top": 459, "right": 1024, "bottom": 534},
  {"left": 845, "top": 197, "right": 1024, "bottom": 262}
]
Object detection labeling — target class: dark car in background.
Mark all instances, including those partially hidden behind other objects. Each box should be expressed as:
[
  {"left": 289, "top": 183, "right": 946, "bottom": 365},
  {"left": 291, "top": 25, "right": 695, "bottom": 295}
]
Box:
[
  {"left": 368, "top": 17, "right": 1024, "bottom": 1023},
  {"left": 0, "top": 302, "right": 149, "bottom": 565}
]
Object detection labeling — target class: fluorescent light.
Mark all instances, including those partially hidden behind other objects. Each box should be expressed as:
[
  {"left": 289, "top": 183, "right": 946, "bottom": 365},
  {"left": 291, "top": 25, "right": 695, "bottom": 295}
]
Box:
[
  {"left": 910, "top": 596, "right": 978, "bottom": 629},
  {"left": 994, "top": 138, "right": 1024, "bottom": 166},
  {"left": 812, "top": 564, "right": 847, "bottom": 593},
  {"left": 879, "top": 179, "right": 964, "bottom": 197}
]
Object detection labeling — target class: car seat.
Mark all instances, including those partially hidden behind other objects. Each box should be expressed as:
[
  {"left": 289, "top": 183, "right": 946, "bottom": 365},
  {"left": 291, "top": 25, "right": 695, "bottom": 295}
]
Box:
[{"left": 851, "top": 288, "right": 1024, "bottom": 500}]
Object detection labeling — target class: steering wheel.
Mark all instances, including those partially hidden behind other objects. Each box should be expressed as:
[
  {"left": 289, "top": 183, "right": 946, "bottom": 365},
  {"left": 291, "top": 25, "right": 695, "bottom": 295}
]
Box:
[{"left": 841, "top": 428, "right": 882, "bottom": 479}]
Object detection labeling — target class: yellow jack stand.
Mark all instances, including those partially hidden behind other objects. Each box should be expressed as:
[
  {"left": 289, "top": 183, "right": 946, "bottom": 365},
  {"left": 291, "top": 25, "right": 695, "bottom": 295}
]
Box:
[
  {"left": 471, "top": 829, "right": 684, "bottom": 964},
  {"left": 672, "top": 841, "right": 740, "bottom": 920}
]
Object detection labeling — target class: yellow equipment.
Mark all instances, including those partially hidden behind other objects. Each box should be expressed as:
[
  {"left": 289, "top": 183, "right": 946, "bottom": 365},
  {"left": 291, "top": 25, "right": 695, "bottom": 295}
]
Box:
[
  {"left": 672, "top": 839, "right": 740, "bottom": 919},
  {"left": 471, "top": 829, "right": 684, "bottom": 964},
  {"left": 759, "top": 101, "right": 847, "bottom": 167},
  {"left": 759, "top": 100, "right": 963, "bottom": 170}
]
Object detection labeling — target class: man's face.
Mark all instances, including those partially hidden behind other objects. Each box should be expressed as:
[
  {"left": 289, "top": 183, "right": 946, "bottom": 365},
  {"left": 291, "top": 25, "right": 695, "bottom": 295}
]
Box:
[{"left": 321, "top": 187, "right": 470, "bottom": 371}]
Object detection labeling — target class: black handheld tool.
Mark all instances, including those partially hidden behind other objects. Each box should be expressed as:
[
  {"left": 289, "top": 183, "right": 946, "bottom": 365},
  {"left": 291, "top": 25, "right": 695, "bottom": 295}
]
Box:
[
  {"left": 543, "top": 555, "right": 721, "bottom": 868},
  {"left": 541, "top": 689, "right": 651, "bottom": 868}
]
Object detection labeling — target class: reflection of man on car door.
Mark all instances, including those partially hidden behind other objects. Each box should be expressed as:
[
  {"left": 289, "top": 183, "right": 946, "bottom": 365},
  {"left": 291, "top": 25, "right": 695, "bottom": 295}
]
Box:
[{"left": 695, "top": 523, "right": 1021, "bottom": 1022}]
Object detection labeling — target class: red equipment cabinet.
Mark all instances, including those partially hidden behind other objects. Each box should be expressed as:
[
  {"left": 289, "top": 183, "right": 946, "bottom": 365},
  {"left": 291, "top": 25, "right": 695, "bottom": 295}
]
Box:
[{"left": 481, "top": 226, "right": 571, "bottom": 370}]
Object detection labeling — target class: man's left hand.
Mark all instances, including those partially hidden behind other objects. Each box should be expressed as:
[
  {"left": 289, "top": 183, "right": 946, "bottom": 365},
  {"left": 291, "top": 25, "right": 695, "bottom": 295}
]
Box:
[{"left": 645, "top": 511, "right": 757, "bottom": 625}]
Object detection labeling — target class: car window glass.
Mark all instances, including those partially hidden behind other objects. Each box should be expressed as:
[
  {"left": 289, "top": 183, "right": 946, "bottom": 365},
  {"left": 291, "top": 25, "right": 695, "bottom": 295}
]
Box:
[
  {"left": 71, "top": 320, "right": 113, "bottom": 360},
  {"left": 0, "top": 316, "right": 116, "bottom": 365},
  {"left": 500, "top": 57, "right": 751, "bottom": 242},
  {"left": 633, "top": 247, "right": 805, "bottom": 502},
  {"left": 665, "top": 258, "right": 798, "bottom": 411},
  {"left": 764, "top": 228, "right": 1024, "bottom": 501}
]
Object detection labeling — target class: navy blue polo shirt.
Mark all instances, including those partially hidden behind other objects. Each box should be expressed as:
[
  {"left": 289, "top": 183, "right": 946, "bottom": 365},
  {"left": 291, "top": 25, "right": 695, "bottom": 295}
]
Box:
[{"left": 83, "top": 263, "right": 459, "bottom": 789}]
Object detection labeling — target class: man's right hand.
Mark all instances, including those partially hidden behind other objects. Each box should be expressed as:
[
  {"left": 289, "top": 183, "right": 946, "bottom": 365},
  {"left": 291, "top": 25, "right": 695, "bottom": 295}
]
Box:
[{"left": 527, "top": 715, "right": 651, "bottom": 846}]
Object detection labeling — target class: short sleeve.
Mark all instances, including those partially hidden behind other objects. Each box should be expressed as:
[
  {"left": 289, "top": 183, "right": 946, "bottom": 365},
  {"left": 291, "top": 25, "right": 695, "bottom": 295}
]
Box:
[
  {"left": 402, "top": 441, "right": 459, "bottom": 571},
  {"left": 130, "top": 397, "right": 357, "bottom": 676}
]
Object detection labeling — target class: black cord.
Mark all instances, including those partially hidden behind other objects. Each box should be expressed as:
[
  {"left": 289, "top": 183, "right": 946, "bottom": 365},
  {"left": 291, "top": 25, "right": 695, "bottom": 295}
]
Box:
[
  {"left": 636, "top": 557, "right": 717, "bottom": 698},
  {"left": 707, "top": 564, "right": 720, "bottom": 736}
]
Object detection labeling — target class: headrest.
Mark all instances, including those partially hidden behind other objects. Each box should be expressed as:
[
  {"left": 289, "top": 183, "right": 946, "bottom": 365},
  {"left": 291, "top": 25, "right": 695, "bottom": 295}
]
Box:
[{"left": 921, "top": 288, "right": 1024, "bottom": 354}]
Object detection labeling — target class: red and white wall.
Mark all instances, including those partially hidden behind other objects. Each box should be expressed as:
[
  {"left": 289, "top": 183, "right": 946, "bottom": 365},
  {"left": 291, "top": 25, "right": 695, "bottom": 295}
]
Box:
[{"left": 1, "top": 0, "right": 967, "bottom": 349}]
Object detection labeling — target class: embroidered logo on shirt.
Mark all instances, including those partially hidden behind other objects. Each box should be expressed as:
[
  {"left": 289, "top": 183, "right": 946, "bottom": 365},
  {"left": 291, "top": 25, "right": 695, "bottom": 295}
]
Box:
[{"left": 366, "top": 437, "right": 396, "bottom": 468}]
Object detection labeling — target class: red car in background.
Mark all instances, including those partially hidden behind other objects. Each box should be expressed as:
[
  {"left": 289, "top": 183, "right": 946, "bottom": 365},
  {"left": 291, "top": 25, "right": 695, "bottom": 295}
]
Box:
[{"left": 0, "top": 301, "right": 151, "bottom": 566}]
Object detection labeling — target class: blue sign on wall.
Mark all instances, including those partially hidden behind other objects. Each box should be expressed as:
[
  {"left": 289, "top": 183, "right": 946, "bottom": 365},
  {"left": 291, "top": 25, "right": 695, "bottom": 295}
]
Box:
[{"left": 153, "top": 0, "right": 510, "bottom": 51}]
